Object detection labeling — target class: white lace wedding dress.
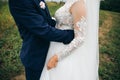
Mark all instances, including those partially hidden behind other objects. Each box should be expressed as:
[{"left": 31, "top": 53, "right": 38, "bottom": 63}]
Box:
[{"left": 40, "top": 0, "right": 100, "bottom": 80}]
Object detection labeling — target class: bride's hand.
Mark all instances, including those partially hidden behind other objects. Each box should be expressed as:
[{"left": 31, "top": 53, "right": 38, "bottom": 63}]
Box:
[{"left": 47, "top": 54, "right": 58, "bottom": 70}]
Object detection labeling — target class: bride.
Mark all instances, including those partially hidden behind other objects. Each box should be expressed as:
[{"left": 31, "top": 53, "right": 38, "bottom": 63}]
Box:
[{"left": 40, "top": 0, "right": 100, "bottom": 80}]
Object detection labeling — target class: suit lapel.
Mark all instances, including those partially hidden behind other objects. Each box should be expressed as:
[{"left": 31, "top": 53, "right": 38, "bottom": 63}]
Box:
[
  {"left": 33, "top": 0, "right": 52, "bottom": 25},
  {"left": 43, "top": 1, "right": 51, "bottom": 17},
  {"left": 33, "top": 0, "right": 51, "bottom": 17}
]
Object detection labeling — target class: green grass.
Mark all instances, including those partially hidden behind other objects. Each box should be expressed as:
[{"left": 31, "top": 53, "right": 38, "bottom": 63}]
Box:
[
  {"left": 0, "top": 2, "right": 120, "bottom": 80},
  {"left": 0, "top": 3, "right": 23, "bottom": 80},
  {"left": 99, "top": 10, "right": 120, "bottom": 80}
]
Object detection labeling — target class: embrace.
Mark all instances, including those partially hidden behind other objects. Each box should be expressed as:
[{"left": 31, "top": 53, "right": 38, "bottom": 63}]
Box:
[{"left": 9, "top": 0, "right": 100, "bottom": 80}]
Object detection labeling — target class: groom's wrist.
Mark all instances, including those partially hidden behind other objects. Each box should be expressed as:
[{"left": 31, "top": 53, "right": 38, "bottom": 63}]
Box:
[{"left": 63, "top": 30, "right": 74, "bottom": 44}]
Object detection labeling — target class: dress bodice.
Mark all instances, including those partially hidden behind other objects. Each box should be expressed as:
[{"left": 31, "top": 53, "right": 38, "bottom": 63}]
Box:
[
  {"left": 54, "top": 0, "right": 86, "bottom": 30},
  {"left": 55, "top": 0, "right": 80, "bottom": 30}
]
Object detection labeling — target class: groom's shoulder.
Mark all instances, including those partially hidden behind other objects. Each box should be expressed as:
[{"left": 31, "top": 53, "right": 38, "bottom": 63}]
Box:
[
  {"left": 9, "top": 0, "right": 37, "bottom": 10},
  {"left": 9, "top": 0, "right": 34, "bottom": 6},
  {"left": 9, "top": 0, "right": 30, "bottom": 3},
  {"left": 9, "top": 0, "right": 43, "bottom": 8}
]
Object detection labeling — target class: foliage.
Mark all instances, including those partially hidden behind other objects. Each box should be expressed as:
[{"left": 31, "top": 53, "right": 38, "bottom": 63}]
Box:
[
  {"left": 0, "top": 3, "right": 14, "bottom": 36},
  {"left": 99, "top": 10, "right": 120, "bottom": 80},
  {"left": 0, "top": 3, "right": 23, "bottom": 80},
  {"left": 0, "top": 27, "right": 23, "bottom": 80},
  {"left": 100, "top": 0, "right": 120, "bottom": 12}
]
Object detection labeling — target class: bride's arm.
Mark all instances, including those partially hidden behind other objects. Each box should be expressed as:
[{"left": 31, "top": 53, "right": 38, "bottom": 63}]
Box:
[
  {"left": 57, "top": 0, "right": 87, "bottom": 61},
  {"left": 47, "top": 0, "right": 87, "bottom": 70}
]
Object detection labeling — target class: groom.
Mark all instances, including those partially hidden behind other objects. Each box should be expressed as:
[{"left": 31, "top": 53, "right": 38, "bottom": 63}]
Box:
[{"left": 9, "top": 0, "right": 74, "bottom": 80}]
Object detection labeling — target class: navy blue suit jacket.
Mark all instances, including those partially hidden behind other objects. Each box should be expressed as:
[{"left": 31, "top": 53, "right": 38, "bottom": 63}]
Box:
[{"left": 9, "top": 0, "right": 74, "bottom": 71}]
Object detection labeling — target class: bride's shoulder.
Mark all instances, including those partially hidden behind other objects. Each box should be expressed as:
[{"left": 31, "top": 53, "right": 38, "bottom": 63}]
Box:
[{"left": 70, "top": 0, "right": 86, "bottom": 14}]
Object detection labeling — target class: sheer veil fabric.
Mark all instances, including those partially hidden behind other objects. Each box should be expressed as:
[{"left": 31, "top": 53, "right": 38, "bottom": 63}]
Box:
[
  {"left": 85, "top": 0, "right": 100, "bottom": 79},
  {"left": 40, "top": 0, "right": 100, "bottom": 80}
]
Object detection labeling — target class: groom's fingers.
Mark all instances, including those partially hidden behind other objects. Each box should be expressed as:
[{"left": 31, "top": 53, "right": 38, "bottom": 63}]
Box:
[
  {"left": 47, "top": 57, "right": 58, "bottom": 70},
  {"left": 47, "top": 64, "right": 51, "bottom": 70},
  {"left": 47, "top": 66, "right": 51, "bottom": 70},
  {"left": 47, "top": 59, "right": 52, "bottom": 70},
  {"left": 47, "top": 62, "right": 54, "bottom": 70},
  {"left": 47, "top": 63, "right": 56, "bottom": 70},
  {"left": 47, "top": 62, "right": 51, "bottom": 70}
]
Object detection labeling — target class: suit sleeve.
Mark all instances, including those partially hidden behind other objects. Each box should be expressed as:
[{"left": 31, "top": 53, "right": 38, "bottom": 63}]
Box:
[
  {"left": 21, "top": 13, "right": 74, "bottom": 44},
  {"left": 9, "top": 0, "right": 74, "bottom": 44}
]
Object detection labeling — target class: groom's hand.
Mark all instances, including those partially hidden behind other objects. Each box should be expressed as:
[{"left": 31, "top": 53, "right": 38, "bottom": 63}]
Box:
[{"left": 47, "top": 55, "right": 58, "bottom": 70}]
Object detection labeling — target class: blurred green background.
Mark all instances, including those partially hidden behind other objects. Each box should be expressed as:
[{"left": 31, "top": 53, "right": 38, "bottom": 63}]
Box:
[{"left": 0, "top": 0, "right": 120, "bottom": 80}]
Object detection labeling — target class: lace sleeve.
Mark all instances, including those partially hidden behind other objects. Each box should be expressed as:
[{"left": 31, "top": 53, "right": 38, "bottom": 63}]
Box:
[{"left": 57, "top": 16, "right": 87, "bottom": 61}]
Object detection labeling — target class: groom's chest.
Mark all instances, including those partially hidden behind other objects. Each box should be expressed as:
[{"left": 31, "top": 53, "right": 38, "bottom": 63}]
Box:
[{"left": 34, "top": 0, "right": 50, "bottom": 16}]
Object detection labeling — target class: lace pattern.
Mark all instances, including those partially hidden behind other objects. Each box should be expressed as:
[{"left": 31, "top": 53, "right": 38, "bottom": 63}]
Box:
[
  {"left": 55, "top": 0, "right": 82, "bottom": 30},
  {"left": 57, "top": 16, "right": 87, "bottom": 61},
  {"left": 54, "top": 0, "right": 87, "bottom": 61}
]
